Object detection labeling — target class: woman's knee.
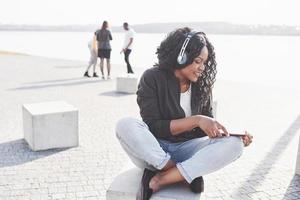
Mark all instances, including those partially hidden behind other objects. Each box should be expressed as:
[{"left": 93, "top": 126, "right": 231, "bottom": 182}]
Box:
[
  {"left": 115, "top": 117, "right": 146, "bottom": 139},
  {"left": 226, "top": 136, "right": 244, "bottom": 157},
  {"left": 116, "top": 117, "right": 134, "bottom": 138}
]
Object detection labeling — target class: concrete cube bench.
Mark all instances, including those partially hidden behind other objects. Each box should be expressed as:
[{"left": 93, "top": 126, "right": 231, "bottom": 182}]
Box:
[
  {"left": 296, "top": 134, "right": 300, "bottom": 175},
  {"left": 106, "top": 168, "right": 201, "bottom": 200},
  {"left": 22, "top": 101, "right": 79, "bottom": 151},
  {"left": 116, "top": 75, "right": 138, "bottom": 94}
]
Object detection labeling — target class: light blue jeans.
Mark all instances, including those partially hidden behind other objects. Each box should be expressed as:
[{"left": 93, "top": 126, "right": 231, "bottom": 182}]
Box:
[{"left": 116, "top": 117, "right": 244, "bottom": 183}]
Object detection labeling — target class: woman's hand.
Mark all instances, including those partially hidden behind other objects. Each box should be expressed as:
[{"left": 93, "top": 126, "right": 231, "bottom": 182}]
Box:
[
  {"left": 195, "top": 116, "right": 253, "bottom": 146},
  {"left": 241, "top": 131, "right": 253, "bottom": 147},
  {"left": 195, "top": 115, "right": 228, "bottom": 138}
]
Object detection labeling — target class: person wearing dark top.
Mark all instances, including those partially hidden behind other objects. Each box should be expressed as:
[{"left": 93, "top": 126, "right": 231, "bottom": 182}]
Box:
[
  {"left": 95, "top": 21, "right": 113, "bottom": 79},
  {"left": 116, "top": 27, "right": 253, "bottom": 200}
]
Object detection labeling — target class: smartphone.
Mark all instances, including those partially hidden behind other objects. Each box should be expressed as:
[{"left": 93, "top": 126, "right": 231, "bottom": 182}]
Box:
[
  {"left": 221, "top": 133, "right": 246, "bottom": 137},
  {"left": 229, "top": 133, "right": 247, "bottom": 137}
]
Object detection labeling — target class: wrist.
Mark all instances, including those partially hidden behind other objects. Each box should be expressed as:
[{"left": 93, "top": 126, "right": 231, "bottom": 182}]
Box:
[{"left": 191, "top": 115, "right": 202, "bottom": 127}]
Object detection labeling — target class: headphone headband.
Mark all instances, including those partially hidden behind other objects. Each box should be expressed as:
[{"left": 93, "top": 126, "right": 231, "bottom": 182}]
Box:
[{"left": 177, "top": 31, "right": 206, "bottom": 65}]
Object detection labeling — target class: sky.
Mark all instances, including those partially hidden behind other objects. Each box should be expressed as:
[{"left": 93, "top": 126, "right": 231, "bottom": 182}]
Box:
[{"left": 1, "top": 0, "right": 300, "bottom": 26}]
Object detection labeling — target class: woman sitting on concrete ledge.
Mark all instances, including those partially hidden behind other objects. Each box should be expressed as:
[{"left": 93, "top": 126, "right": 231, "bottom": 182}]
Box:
[{"left": 116, "top": 27, "right": 253, "bottom": 200}]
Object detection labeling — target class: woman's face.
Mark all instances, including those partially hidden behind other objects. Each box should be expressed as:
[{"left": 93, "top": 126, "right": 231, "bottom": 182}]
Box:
[{"left": 180, "top": 46, "right": 209, "bottom": 82}]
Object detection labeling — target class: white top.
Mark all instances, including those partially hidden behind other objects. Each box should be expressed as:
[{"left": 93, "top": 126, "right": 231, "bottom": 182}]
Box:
[
  {"left": 123, "top": 28, "right": 135, "bottom": 49},
  {"left": 180, "top": 84, "right": 192, "bottom": 117},
  {"left": 88, "top": 39, "right": 93, "bottom": 50}
]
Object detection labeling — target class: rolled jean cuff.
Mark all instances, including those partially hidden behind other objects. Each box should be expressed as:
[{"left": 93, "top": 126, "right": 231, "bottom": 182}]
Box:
[
  {"left": 176, "top": 163, "right": 193, "bottom": 183},
  {"left": 155, "top": 153, "right": 171, "bottom": 170}
]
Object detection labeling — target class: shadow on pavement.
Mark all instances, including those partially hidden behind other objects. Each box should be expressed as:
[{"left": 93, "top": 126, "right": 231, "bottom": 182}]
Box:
[
  {"left": 7, "top": 79, "right": 104, "bottom": 91},
  {"left": 0, "top": 139, "right": 69, "bottom": 168},
  {"left": 54, "top": 65, "right": 84, "bottom": 69},
  {"left": 283, "top": 174, "right": 300, "bottom": 199},
  {"left": 99, "top": 91, "right": 134, "bottom": 97},
  {"left": 232, "top": 115, "right": 300, "bottom": 198},
  {"left": 23, "top": 77, "right": 85, "bottom": 84}
]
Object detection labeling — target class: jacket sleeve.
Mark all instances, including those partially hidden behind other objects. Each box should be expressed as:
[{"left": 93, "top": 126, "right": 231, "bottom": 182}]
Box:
[{"left": 136, "top": 70, "right": 171, "bottom": 138}]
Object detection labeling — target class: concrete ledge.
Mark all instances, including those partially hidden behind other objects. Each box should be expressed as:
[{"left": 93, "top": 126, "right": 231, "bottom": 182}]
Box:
[
  {"left": 106, "top": 168, "right": 201, "bottom": 200},
  {"left": 22, "top": 101, "right": 79, "bottom": 151},
  {"left": 116, "top": 76, "right": 138, "bottom": 94}
]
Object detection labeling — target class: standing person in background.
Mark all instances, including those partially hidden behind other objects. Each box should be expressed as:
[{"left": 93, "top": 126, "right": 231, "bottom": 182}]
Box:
[
  {"left": 83, "top": 36, "right": 98, "bottom": 77},
  {"left": 95, "top": 21, "right": 113, "bottom": 79},
  {"left": 121, "top": 22, "right": 135, "bottom": 74}
]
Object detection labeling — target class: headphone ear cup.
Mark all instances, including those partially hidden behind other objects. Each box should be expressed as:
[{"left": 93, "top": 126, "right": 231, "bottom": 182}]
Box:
[
  {"left": 181, "top": 53, "right": 187, "bottom": 65},
  {"left": 177, "top": 53, "right": 187, "bottom": 65}
]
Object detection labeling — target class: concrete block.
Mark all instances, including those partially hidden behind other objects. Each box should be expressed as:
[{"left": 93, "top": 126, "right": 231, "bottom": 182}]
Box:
[
  {"left": 106, "top": 168, "right": 200, "bottom": 200},
  {"left": 116, "top": 76, "right": 138, "bottom": 94},
  {"left": 22, "top": 101, "right": 78, "bottom": 151}
]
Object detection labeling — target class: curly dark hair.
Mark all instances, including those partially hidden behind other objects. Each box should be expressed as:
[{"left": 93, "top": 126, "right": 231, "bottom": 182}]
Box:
[{"left": 155, "top": 27, "right": 217, "bottom": 113}]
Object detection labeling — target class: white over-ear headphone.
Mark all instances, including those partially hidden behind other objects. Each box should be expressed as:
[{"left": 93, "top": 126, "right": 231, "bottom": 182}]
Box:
[{"left": 177, "top": 31, "right": 205, "bottom": 65}]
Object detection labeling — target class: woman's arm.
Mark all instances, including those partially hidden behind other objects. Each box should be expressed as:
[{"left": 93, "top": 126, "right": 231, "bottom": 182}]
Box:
[
  {"left": 92, "top": 35, "right": 97, "bottom": 53},
  {"left": 170, "top": 116, "right": 198, "bottom": 135},
  {"left": 137, "top": 70, "right": 172, "bottom": 138},
  {"left": 170, "top": 115, "right": 229, "bottom": 138}
]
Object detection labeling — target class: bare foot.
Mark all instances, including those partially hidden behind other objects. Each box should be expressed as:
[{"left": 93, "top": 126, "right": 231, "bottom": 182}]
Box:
[{"left": 149, "top": 174, "right": 162, "bottom": 193}]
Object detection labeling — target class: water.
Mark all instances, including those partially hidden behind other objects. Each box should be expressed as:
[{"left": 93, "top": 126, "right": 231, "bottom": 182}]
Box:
[{"left": 1, "top": 31, "right": 300, "bottom": 88}]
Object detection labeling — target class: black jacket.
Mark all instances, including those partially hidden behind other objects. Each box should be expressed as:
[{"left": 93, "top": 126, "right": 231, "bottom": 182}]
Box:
[{"left": 137, "top": 67, "right": 213, "bottom": 143}]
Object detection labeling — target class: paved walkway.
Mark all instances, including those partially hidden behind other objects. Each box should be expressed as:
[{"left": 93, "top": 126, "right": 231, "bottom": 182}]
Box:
[{"left": 0, "top": 53, "right": 299, "bottom": 200}]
